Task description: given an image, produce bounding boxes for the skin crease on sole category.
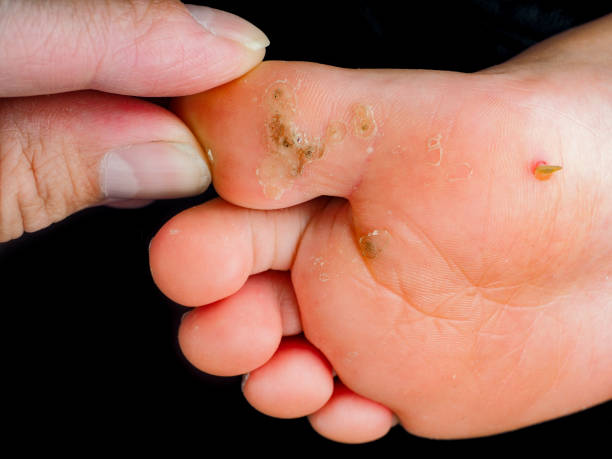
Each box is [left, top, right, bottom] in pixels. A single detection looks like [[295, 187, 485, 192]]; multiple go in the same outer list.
[[153, 16, 612, 441]]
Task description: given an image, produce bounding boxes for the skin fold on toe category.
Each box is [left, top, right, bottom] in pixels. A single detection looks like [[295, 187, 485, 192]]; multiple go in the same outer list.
[[156, 17, 612, 440]]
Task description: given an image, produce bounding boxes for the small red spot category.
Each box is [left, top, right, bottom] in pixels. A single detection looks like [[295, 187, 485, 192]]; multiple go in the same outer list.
[[531, 160, 548, 174]]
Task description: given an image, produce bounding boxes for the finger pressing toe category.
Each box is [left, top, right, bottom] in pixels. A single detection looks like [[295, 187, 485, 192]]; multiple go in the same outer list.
[[269, 271, 302, 336], [242, 336, 334, 419], [178, 272, 284, 377], [308, 381, 395, 444]]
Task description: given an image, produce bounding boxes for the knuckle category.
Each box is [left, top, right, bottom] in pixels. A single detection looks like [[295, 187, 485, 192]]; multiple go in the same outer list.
[[1, 117, 53, 241], [0, 104, 96, 242]]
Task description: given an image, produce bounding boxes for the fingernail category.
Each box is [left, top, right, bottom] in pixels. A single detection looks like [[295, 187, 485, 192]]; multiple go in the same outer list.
[[100, 142, 211, 199], [185, 5, 270, 51]]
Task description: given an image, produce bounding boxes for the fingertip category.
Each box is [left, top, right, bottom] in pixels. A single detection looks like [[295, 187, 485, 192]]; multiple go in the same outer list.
[[0, 0, 268, 97], [103, 4, 268, 96], [153, 3, 268, 95], [184, 5, 270, 52], [99, 141, 211, 201]]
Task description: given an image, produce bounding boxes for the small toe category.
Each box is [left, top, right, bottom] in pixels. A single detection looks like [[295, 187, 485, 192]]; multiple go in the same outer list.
[[178, 272, 284, 376], [242, 336, 334, 418], [308, 381, 395, 444]]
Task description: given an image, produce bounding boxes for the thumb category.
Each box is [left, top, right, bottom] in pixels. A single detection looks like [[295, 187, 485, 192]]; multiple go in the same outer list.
[[0, 91, 211, 242], [0, 0, 269, 97]]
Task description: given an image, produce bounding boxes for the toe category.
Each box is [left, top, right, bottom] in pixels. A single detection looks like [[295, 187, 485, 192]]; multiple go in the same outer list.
[[149, 197, 328, 307], [178, 272, 285, 376], [308, 381, 395, 444], [173, 61, 418, 208], [242, 336, 334, 419]]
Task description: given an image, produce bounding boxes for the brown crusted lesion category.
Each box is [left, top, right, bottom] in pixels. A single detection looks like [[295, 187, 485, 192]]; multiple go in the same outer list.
[[258, 79, 327, 200], [357, 229, 390, 260], [359, 235, 379, 259], [265, 82, 297, 112], [267, 111, 324, 177], [268, 114, 290, 146], [295, 143, 323, 175]]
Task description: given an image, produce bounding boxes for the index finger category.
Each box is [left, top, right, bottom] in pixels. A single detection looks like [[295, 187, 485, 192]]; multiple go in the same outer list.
[[0, 0, 269, 97]]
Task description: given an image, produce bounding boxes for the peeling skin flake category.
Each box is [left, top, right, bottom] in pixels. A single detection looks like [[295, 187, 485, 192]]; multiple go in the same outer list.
[[351, 104, 377, 138], [358, 229, 389, 260]]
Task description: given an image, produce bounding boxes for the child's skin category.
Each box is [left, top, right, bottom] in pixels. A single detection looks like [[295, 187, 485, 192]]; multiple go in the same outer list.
[[149, 14, 612, 442]]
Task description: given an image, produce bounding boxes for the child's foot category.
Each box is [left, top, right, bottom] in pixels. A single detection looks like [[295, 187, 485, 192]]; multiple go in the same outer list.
[[149, 19, 612, 442]]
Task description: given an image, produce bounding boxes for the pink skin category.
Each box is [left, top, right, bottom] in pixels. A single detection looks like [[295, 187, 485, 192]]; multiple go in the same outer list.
[[150, 15, 612, 442], [309, 381, 397, 444], [242, 336, 334, 419]]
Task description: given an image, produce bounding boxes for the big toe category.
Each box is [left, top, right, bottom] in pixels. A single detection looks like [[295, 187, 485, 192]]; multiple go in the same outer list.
[[173, 61, 431, 209]]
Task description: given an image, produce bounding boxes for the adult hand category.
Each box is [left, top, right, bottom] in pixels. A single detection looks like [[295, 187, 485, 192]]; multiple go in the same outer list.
[[0, 0, 269, 242]]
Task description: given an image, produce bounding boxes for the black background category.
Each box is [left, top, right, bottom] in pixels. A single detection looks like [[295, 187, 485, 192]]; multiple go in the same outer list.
[[1, 0, 610, 452]]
